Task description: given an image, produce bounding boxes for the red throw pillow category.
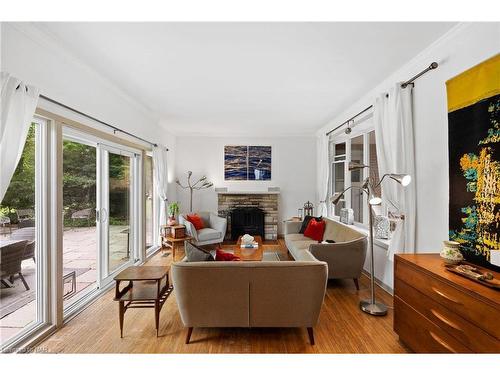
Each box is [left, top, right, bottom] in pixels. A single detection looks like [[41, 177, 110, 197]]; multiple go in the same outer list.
[[215, 249, 241, 261], [186, 213, 204, 230], [303, 218, 326, 242]]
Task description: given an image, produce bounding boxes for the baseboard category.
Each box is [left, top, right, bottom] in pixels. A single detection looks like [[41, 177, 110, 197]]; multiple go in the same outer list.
[[361, 270, 394, 296]]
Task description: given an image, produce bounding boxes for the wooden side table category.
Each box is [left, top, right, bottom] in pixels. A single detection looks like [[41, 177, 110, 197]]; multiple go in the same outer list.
[[162, 235, 192, 261], [113, 266, 173, 337]]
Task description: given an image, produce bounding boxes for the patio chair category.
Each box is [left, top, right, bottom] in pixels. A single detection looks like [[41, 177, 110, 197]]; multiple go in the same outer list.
[[10, 227, 36, 262], [71, 208, 92, 227], [16, 208, 34, 222], [0, 215, 11, 234], [0, 240, 30, 290]]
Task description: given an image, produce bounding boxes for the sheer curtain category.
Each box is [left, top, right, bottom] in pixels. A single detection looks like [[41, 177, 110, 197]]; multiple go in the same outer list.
[[373, 83, 416, 259], [316, 134, 329, 217], [153, 145, 169, 240], [1, 72, 40, 201]]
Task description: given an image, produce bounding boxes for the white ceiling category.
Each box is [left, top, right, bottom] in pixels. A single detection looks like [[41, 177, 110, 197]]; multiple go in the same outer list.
[[34, 22, 456, 136]]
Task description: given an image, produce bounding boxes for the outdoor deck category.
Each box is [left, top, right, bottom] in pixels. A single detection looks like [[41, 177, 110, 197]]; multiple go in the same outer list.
[[0, 225, 129, 344]]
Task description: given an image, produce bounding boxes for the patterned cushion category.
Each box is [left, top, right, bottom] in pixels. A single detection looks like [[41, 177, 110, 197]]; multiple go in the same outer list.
[[185, 242, 215, 262]]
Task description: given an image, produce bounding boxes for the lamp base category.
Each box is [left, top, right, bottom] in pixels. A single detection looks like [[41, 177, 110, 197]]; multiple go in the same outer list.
[[360, 300, 388, 316]]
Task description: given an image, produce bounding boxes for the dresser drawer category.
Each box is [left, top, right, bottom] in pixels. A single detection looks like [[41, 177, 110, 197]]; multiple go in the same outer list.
[[396, 260, 500, 339], [394, 296, 472, 353], [395, 278, 500, 353]]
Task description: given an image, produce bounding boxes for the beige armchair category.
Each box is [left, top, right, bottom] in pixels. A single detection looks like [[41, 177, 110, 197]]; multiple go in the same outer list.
[[284, 217, 367, 289], [178, 212, 227, 246]]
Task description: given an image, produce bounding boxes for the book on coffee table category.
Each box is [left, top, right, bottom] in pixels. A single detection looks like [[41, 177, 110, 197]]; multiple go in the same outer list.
[[240, 242, 259, 249]]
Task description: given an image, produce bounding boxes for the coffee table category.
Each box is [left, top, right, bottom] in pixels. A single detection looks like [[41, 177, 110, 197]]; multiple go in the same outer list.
[[234, 235, 263, 261], [114, 266, 173, 337]]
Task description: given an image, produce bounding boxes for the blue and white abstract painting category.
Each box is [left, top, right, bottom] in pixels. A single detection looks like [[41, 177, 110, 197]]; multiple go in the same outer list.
[[248, 146, 271, 180], [224, 145, 271, 181]]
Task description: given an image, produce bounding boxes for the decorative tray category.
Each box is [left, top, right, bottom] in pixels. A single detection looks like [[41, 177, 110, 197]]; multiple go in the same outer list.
[[444, 263, 500, 290]]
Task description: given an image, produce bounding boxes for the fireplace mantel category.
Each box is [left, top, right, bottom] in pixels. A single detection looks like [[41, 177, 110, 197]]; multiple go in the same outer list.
[[217, 190, 280, 195]]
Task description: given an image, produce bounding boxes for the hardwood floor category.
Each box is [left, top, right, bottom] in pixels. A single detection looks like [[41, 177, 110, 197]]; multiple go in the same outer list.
[[36, 240, 409, 353]]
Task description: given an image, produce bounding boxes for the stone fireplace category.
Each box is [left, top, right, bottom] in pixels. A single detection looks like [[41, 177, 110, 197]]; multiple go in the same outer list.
[[217, 192, 279, 241]]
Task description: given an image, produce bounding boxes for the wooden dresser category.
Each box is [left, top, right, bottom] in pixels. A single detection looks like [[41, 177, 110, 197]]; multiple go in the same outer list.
[[394, 254, 500, 353]]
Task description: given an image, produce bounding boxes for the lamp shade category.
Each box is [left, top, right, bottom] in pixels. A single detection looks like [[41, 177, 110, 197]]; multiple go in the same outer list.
[[389, 174, 411, 187], [369, 196, 382, 205], [331, 192, 344, 205]]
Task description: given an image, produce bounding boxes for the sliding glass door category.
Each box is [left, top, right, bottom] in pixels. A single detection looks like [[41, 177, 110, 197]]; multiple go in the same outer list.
[[62, 137, 98, 309], [63, 128, 140, 313], [98, 145, 136, 284]]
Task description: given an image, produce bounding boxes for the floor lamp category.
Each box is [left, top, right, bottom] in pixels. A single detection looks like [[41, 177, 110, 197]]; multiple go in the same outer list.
[[331, 162, 411, 316]]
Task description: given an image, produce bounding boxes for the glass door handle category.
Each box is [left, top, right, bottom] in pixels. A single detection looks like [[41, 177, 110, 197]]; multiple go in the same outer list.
[[100, 208, 108, 223]]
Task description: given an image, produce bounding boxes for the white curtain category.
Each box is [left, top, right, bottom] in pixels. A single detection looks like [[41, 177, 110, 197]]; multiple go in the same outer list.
[[316, 134, 329, 217], [1, 72, 40, 201], [153, 145, 169, 236], [373, 83, 416, 259]]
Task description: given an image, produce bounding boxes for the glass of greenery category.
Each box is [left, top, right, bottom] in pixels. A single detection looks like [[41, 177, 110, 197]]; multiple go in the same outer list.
[[167, 202, 180, 226]]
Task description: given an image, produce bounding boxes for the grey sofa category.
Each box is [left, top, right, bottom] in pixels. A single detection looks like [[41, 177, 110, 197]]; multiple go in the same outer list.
[[178, 212, 227, 246], [284, 217, 367, 289], [171, 260, 328, 344]]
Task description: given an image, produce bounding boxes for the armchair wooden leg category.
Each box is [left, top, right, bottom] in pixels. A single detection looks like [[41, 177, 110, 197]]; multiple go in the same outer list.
[[353, 278, 359, 290], [307, 327, 315, 345], [185, 327, 193, 344], [19, 273, 30, 291]]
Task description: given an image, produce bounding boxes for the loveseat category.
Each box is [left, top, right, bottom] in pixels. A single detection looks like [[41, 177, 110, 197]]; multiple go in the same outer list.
[[171, 260, 328, 345], [284, 217, 367, 289]]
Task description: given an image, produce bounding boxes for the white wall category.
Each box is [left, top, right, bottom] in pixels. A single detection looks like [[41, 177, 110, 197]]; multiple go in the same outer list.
[[317, 23, 500, 289], [175, 136, 317, 234], [1, 23, 178, 199]]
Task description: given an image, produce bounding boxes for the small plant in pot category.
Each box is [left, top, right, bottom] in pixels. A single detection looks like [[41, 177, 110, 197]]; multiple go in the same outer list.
[[167, 202, 180, 226]]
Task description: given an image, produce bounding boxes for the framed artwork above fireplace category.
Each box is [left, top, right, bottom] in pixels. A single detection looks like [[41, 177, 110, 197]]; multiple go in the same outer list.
[[224, 145, 272, 181]]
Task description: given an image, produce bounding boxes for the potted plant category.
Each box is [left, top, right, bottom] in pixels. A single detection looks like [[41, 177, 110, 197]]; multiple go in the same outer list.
[[167, 202, 180, 226]]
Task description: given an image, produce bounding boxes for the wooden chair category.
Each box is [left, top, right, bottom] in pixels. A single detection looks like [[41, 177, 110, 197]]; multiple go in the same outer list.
[[0, 240, 30, 290]]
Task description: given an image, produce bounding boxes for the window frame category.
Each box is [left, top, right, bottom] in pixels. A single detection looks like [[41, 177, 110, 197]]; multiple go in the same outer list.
[[144, 152, 160, 257], [328, 115, 377, 228], [0, 117, 52, 352]]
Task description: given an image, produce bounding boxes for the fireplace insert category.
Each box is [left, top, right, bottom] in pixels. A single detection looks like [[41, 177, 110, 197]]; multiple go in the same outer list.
[[230, 207, 265, 241]]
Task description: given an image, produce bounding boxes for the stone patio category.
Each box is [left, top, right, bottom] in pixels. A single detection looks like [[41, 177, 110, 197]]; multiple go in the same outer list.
[[0, 225, 129, 345]]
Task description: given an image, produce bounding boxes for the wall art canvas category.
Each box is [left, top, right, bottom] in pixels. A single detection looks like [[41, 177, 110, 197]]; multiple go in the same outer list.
[[248, 146, 272, 180], [224, 145, 248, 180], [224, 145, 272, 181], [447, 54, 500, 272]]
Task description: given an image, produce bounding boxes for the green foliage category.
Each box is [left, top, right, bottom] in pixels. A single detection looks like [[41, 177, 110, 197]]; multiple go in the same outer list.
[[62, 140, 97, 221], [1, 125, 36, 213], [2, 128, 131, 227], [168, 201, 180, 216]]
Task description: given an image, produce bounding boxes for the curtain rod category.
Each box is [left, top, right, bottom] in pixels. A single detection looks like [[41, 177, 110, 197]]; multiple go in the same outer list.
[[325, 62, 438, 136], [34, 93, 168, 151]]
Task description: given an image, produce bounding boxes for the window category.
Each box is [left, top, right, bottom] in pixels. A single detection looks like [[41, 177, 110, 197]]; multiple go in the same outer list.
[[328, 123, 380, 227], [330, 142, 346, 216], [144, 155, 155, 250], [350, 135, 364, 223], [0, 119, 47, 349]]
